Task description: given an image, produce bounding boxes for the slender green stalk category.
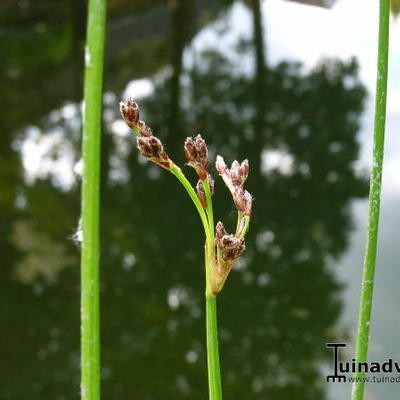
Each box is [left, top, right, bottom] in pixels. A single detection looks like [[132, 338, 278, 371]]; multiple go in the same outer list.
[[206, 295, 223, 400], [203, 178, 214, 235], [171, 167, 222, 399], [351, 1, 389, 399], [81, 0, 106, 399], [239, 215, 250, 239], [236, 211, 243, 233], [170, 166, 210, 241], [203, 177, 222, 400], [203, 178, 215, 296]]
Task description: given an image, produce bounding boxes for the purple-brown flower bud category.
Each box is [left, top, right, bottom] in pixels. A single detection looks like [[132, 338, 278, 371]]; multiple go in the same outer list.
[[196, 180, 206, 208], [184, 134, 208, 180], [215, 221, 227, 241], [217, 157, 249, 188], [120, 98, 139, 129], [233, 188, 252, 216], [196, 175, 214, 208], [137, 136, 173, 170], [243, 190, 252, 216], [212, 221, 247, 294], [217, 155, 252, 216], [215, 155, 227, 175], [233, 187, 245, 213], [215, 222, 245, 262], [137, 120, 153, 137], [208, 175, 215, 194], [236, 159, 249, 186], [217, 234, 245, 262], [229, 160, 241, 185]]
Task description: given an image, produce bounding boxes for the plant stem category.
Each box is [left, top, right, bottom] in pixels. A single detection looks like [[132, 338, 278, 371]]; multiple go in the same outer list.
[[351, 1, 389, 399], [170, 165, 211, 241], [81, 0, 106, 399], [170, 167, 222, 399], [206, 295, 223, 400], [202, 180, 222, 400], [236, 211, 243, 233], [239, 215, 250, 238], [203, 177, 214, 235]]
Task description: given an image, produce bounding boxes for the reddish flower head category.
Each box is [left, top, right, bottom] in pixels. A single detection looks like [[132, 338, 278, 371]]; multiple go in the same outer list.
[[184, 134, 209, 180], [120, 98, 139, 129], [137, 136, 173, 170]]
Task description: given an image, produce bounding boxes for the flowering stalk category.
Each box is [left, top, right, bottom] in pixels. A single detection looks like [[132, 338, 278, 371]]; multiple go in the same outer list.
[[351, 1, 390, 399], [120, 99, 253, 399], [81, 0, 106, 399]]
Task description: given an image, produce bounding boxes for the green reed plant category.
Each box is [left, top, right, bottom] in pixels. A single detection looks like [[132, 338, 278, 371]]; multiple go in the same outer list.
[[81, 0, 106, 399], [351, 1, 390, 399], [120, 100, 253, 400]]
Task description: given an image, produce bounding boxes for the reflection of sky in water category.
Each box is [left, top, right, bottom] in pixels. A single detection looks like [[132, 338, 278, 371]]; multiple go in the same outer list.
[[25, 0, 400, 192], [6, 0, 400, 399]]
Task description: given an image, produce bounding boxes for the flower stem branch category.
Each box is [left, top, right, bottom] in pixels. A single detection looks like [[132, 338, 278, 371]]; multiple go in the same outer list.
[[203, 177, 215, 240], [170, 165, 211, 242]]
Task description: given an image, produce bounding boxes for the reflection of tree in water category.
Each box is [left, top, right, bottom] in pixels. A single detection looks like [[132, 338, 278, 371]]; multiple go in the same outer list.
[[0, 3, 367, 400]]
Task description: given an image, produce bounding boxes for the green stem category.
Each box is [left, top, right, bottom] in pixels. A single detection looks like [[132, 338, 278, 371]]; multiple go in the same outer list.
[[81, 1, 106, 400], [198, 173, 223, 399], [236, 211, 244, 233], [206, 295, 223, 400], [170, 165, 211, 241], [239, 215, 250, 238], [170, 167, 222, 398], [351, 1, 389, 399], [202, 178, 222, 399], [203, 177, 215, 239]]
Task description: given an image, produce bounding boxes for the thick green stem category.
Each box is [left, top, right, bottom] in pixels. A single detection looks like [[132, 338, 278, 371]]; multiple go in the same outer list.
[[206, 295, 223, 400], [81, 0, 106, 400], [351, 1, 389, 399]]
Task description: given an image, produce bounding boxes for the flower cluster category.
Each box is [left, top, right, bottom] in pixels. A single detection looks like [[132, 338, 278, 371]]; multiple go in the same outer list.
[[119, 99, 253, 294], [183, 134, 216, 209], [120, 98, 173, 169], [216, 156, 252, 216], [196, 175, 214, 209], [215, 222, 245, 263], [184, 135, 209, 180]]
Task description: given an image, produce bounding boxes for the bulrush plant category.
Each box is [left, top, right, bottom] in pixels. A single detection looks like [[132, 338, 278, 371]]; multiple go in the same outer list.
[[120, 99, 252, 399]]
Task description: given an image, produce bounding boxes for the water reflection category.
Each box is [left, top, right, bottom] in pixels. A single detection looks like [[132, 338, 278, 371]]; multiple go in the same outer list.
[[0, 1, 367, 399]]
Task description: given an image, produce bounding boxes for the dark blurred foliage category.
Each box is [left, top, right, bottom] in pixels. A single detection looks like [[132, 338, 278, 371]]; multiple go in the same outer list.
[[0, 1, 367, 399]]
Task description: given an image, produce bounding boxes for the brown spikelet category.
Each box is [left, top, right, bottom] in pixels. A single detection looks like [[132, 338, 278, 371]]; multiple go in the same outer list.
[[137, 120, 153, 137], [137, 136, 173, 170], [120, 98, 139, 129], [184, 134, 209, 180], [196, 175, 214, 208]]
